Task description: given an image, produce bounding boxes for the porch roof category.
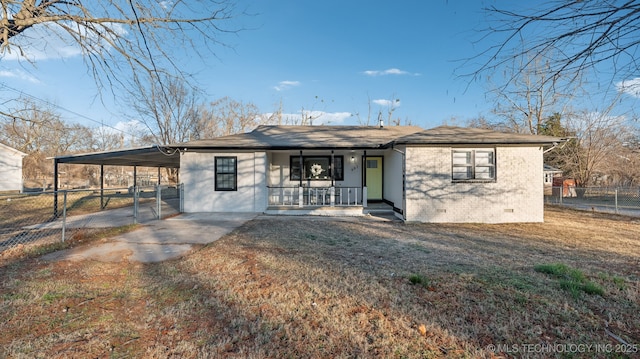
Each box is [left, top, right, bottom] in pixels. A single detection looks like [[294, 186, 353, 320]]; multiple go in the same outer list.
[[173, 125, 424, 150], [392, 126, 562, 145]]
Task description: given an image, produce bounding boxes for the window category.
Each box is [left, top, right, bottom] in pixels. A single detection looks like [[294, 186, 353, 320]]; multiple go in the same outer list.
[[290, 155, 344, 181], [452, 149, 495, 181], [215, 156, 237, 191]]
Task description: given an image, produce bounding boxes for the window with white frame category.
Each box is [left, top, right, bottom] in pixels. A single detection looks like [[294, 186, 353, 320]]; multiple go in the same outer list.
[[215, 156, 237, 191], [452, 149, 496, 181]]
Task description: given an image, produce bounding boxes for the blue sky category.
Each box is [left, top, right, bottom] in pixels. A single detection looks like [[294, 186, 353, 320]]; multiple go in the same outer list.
[[0, 0, 637, 134]]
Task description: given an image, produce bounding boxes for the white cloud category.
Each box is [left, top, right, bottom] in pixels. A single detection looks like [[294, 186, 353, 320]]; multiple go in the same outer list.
[[363, 68, 420, 77], [373, 98, 401, 108], [616, 78, 640, 98], [0, 69, 40, 83], [273, 80, 301, 91]]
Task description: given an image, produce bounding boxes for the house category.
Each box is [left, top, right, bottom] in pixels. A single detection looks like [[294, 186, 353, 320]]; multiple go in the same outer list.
[[175, 125, 560, 223], [543, 164, 563, 195], [0, 142, 27, 193]]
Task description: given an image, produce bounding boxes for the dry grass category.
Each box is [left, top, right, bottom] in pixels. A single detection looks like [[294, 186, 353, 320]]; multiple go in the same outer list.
[[1, 206, 639, 358]]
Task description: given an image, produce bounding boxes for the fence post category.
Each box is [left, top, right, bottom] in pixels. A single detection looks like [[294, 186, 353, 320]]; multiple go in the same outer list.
[[61, 191, 67, 242], [615, 188, 619, 214], [133, 186, 139, 224], [156, 184, 162, 219], [559, 186, 563, 205]]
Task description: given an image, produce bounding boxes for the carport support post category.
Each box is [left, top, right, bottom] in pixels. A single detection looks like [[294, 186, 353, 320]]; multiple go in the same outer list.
[[53, 158, 59, 217], [156, 184, 162, 220], [133, 186, 139, 224], [100, 165, 104, 210]]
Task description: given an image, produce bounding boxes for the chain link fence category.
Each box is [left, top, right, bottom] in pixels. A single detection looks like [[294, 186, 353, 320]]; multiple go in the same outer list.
[[0, 185, 183, 253], [545, 186, 640, 217]]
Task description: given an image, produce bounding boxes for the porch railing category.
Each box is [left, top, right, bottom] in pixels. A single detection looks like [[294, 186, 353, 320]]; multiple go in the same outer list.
[[267, 186, 362, 207]]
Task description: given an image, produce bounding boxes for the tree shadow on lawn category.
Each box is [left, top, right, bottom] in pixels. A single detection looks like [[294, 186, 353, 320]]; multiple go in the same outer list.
[[131, 213, 639, 357], [3, 211, 638, 358]]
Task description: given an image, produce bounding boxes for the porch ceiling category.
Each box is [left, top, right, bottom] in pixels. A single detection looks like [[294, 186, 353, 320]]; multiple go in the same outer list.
[[54, 145, 180, 168]]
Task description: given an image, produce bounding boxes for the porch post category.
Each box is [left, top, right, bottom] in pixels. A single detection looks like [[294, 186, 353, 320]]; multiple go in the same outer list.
[[363, 150, 367, 186], [299, 150, 303, 188], [330, 150, 335, 206], [363, 150, 367, 207], [299, 150, 303, 207], [330, 150, 335, 187]]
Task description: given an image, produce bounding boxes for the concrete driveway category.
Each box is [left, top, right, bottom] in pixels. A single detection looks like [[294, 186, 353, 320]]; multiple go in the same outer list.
[[42, 213, 258, 263]]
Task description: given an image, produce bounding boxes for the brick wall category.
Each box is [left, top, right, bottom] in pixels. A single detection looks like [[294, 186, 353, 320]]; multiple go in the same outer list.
[[404, 146, 543, 223]]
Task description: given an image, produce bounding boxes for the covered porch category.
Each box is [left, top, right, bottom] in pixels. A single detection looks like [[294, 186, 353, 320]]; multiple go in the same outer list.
[[263, 147, 402, 217]]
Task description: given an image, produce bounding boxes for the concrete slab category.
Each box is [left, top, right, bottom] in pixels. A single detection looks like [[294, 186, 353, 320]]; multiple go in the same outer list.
[[42, 212, 259, 263]]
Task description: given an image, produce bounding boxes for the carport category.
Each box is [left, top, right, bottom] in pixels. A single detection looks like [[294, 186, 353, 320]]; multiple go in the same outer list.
[[52, 145, 181, 215]]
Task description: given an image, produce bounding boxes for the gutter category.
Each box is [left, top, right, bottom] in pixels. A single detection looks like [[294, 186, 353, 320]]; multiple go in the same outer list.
[[543, 137, 573, 154]]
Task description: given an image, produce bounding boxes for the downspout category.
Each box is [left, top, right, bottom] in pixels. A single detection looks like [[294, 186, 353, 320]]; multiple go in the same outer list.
[[391, 143, 406, 221], [543, 138, 572, 154]]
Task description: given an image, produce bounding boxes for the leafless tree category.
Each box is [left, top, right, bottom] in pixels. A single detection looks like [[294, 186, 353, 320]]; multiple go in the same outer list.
[[474, 1, 640, 89], [0, 98, 95, 187], [489, 52, 579, 134], [127, 74, 202, 145], [554, 110, 631, 187], [0, 0, 242, 91], [195, 96, 263, 138]]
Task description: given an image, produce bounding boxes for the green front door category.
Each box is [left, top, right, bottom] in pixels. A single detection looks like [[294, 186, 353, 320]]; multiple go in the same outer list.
[[365, 157, 383, 200]]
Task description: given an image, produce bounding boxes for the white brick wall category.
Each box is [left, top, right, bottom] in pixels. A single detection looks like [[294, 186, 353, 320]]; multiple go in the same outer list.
[[404, 146, 543, 223], [181, 151, 267, 213]]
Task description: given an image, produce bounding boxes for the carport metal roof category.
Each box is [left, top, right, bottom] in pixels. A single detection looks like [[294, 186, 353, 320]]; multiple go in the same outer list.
[[53, 145, 180, 168]]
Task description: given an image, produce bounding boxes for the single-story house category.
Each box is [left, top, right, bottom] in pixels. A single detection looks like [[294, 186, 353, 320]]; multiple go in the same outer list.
[[543, 164, 563, 187], [0, 142, 27, 192], [53, 125, 561, 223], [174, 125, 560, 223]]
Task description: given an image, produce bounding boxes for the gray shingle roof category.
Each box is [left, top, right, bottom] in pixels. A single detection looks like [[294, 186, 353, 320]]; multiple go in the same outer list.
[[393, 126, 561, 145], [174, 125, 425, 149], [175, 125, 561, 150]]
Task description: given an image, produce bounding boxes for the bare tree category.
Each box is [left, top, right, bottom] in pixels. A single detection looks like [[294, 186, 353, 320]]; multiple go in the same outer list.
[[127, 74, 202, 145], [0, 0, 241, 91], [0, 98, 95, 187], [475, 1, 640, 88], [195, 96, 263, 138], [489, 52, 579, 134], [551, 111, 631, 187]]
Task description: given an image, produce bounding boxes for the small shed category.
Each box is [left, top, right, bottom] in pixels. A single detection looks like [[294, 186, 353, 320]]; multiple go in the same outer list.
[[552, 177, 577, 198], [0, 143, 27, 192]]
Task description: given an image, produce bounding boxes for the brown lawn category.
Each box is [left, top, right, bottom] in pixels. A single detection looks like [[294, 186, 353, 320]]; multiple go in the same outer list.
[[1, 206, 639, 358]]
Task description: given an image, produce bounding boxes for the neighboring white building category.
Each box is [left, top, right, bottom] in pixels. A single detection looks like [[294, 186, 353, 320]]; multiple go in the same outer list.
[[0, 142, 27, 192], [177, 125, 560, 223]]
